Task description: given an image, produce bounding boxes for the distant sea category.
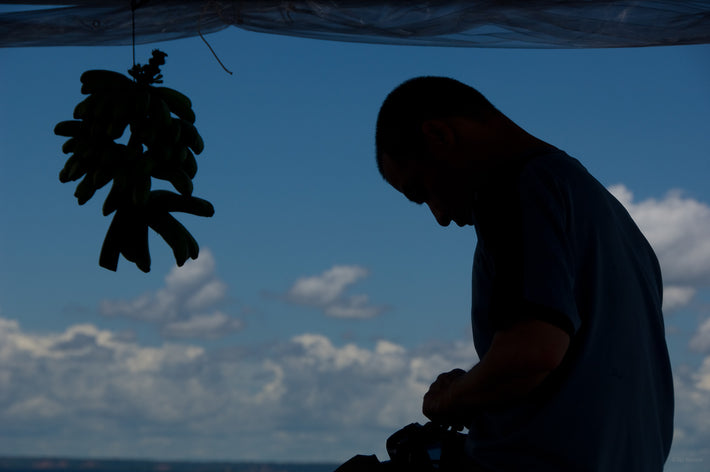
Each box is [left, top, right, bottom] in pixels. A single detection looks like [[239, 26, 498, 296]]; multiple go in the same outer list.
[[0, 457, 340, 472]]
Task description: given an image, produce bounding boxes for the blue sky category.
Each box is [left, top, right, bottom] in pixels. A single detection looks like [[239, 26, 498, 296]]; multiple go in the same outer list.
[[1, 21, 710, 470]]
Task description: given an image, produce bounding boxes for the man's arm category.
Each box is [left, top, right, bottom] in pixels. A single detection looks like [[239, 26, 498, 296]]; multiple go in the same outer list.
[[423, 319, 571, 427]]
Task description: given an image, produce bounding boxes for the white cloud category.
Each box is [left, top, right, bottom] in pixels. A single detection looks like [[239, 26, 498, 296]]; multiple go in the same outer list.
[[697, 357, 710, 392], [99, 249, 242, 339], [664, 286, 698, 313], [608, 185, 710, 311], [690, 318, 710, 354], [163, 311, 243, 339], [184, 280, 228, 312], [284, 265, 387, 319], [288, 266, 368, 306], [165, 250, 216, 291], [668, 362, 710, 467], [0, 316, 476, 462], [6, 396, 63, 419], [324, 294, 383, 319]]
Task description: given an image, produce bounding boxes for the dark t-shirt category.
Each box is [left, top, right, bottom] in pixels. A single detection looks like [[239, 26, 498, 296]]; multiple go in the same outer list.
[[466, 149, 674, 471]]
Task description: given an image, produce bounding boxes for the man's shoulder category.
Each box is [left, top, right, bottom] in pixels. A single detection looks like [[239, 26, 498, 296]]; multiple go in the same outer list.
[[520, 148, 586, 180], [517, 148, 606, 202]]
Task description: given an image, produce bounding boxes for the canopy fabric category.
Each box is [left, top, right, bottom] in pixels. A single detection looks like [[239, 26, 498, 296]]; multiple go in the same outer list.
[[1, 0, 710, 48]]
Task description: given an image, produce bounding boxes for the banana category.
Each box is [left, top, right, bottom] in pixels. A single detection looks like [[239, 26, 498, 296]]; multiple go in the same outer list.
[[130, 120, 157, 148], [131, 173, 152, 206], [151, 165, 192, 196], [71, 136, 94, 157], [147, 149, 179, 174], [104, 94, 134, 140], [148, 212, 192, 266], [99, 210, 125, 271], [119, 215, 151, 273], [105, 119, 127, 141], [103, 176, 127, 216], [153, 86, 195, 123], [54, 120, 83, 137], [101, 141, 126, 165], [185, 227, 199, 260], [76, 94, 114, 139], [74, 138, 103, 166], [146, 145, 173, 165], [165, 117, 182, 146], [172, 145, 187, 165], [61, 139, 97, 179], [101, 146, 136, 216], [59, 153, 88, 183], [98, 207, 149, 272], [74, 173, 98, 205], [148, 190, 215, 217], [73, 95, 98, 120], [133, 86, 152, 120], [148, 94, 172, 130], [177, 119, 204, 154], [90, 166, 113, 191], [80, 70, 134, 95], [181, 149, 198, 179], [63, 55, 209, 273], [62, 137, 79, 154], [168, 168, 193, 196], [88, 93, 116, 129]]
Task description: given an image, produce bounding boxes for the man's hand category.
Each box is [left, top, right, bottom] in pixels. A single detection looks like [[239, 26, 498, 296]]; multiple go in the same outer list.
[[423, 368, 467, 429]]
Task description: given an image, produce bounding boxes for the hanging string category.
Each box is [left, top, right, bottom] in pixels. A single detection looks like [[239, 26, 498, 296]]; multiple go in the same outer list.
[[199, 32, 234, 75], [130, 0, 232, 76], [199, 1, 234, 75], [131, 0, 137, 68]]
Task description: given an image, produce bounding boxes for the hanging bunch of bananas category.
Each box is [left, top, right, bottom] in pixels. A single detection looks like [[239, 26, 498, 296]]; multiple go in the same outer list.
[[54, 50, 214, 273]]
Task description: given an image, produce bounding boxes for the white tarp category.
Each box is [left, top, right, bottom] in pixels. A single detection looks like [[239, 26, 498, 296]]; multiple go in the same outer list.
[[1, 0, 710, 48]]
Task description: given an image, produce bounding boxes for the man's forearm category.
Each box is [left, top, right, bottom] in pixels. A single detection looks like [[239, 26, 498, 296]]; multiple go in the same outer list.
[[425, 356, 551, 426], [423, 319, 570, 425], [450, 357, 551, 417]]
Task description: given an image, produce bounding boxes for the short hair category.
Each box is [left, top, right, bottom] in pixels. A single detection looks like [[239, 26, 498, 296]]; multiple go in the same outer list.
[[375, 76, 498, 176]]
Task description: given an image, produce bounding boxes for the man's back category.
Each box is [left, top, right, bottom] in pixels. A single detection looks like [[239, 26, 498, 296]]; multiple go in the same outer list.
[[468, 149, 674, 471]]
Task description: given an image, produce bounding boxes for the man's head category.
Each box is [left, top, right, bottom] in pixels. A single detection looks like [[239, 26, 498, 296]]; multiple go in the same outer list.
[[375, 77, 501, 227], [375, 76, 498, 175]]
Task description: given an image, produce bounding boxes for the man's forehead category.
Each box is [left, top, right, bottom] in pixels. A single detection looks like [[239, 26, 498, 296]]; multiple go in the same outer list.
[[380, 152, 410, 189]]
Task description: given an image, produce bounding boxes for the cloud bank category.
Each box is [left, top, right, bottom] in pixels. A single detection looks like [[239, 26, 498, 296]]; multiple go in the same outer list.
[[2, 313, 709, 465], [0, 316, 474, 462]]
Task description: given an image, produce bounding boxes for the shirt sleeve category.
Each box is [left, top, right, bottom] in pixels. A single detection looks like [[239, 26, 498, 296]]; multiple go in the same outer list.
[[518, 161, 581, 334], [475, 158, 580, 336]]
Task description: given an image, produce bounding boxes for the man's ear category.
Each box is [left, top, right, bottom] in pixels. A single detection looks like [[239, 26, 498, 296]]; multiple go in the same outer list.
[[421, 119, 455, 151]]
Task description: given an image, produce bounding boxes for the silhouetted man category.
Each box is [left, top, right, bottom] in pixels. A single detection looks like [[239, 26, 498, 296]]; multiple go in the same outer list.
[[375, 77, 674, 471]]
